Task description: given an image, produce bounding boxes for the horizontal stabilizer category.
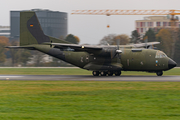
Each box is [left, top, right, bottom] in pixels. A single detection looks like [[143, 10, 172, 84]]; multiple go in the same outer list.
[[5, 46, 35, 50]]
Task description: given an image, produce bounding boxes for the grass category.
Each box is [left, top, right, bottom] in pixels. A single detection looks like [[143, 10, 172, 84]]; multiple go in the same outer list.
[[0, 81, 180, 119], [0, 67, 179, 75], [0, 68, 179, 119], [0, 68, 90, 75]]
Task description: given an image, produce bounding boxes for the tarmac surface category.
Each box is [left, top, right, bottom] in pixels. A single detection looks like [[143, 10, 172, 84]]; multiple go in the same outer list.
[[0, 75, 180, 81]]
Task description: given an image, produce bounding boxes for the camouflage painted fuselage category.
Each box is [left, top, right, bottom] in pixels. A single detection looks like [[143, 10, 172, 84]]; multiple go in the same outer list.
[[34, 44, 170, 72], [7, 11, 176, 76]]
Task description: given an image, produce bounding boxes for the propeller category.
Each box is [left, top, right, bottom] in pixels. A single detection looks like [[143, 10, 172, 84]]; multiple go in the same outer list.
[[116, 39, 122, 60], [112, 39, 122, 59]]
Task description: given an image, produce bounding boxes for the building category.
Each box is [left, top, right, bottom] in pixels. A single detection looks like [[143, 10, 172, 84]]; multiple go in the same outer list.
[[135, 16, 179, 37], [0, 26, 10, 38], [10, 9, 68, 40]]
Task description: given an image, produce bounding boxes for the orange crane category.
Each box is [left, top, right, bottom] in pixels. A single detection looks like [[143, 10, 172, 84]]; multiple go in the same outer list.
[[71, 9, 180, 15], [71, 9, 180, 27]]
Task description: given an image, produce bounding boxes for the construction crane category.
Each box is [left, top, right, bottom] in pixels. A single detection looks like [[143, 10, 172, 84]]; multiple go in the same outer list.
[[71, 9, 180, 27], [71, 9, 180, 15]]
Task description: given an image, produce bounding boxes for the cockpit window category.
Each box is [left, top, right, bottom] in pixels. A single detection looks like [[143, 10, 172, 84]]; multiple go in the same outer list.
[[155, 51, 167, 58]]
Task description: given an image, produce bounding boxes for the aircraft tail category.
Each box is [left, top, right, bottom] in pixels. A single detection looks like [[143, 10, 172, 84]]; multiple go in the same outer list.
[[20, 11, 69, 46]]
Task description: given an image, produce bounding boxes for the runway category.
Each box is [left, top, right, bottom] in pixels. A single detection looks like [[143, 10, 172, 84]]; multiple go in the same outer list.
[[0, 75, 180, 81]]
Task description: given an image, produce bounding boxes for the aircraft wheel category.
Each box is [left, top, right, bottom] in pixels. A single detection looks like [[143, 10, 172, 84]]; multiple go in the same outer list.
[[92, 71, 99, 76], [115, 71, 121, 76], [156, 71, 163, 76], [100, 71, 107, 76], [108, 71, 113, 76]]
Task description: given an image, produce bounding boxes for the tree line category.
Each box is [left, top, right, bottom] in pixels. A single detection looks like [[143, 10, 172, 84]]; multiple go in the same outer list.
[[0, 29, 180, 67]]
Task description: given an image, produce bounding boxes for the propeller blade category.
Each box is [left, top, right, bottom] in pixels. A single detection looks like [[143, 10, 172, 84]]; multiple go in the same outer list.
[[117, 39, 120, 50]]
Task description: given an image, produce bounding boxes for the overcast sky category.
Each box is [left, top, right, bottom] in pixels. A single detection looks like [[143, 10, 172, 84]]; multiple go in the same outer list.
[[1, 0, 180, 44]]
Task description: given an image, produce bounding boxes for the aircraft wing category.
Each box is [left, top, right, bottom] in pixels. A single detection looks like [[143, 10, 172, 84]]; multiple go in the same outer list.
[[46, 41, 160, 51], [129, 42, 160, 48], [47, 43, 103, 51]]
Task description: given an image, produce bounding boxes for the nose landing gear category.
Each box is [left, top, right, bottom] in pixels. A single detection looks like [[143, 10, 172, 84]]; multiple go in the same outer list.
[[156, 71, 163, 76], [115, 71, 121, 76]]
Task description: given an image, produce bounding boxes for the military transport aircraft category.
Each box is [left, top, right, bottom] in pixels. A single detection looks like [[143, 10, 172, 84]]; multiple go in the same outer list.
[[7, 11, 177, 76]]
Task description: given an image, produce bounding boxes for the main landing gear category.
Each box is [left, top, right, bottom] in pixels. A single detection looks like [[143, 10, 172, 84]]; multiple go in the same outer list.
[[92, 71, 121, 76], [92, 71, 99, 76]]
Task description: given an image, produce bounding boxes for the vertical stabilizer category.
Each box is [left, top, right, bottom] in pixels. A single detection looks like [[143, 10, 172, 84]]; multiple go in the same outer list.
[[20, 11, 50, 46], [20, 11, 69, 46]]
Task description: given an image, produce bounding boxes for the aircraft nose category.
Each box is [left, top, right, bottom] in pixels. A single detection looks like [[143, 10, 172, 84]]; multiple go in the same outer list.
[[168, 59, 177, 69]]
